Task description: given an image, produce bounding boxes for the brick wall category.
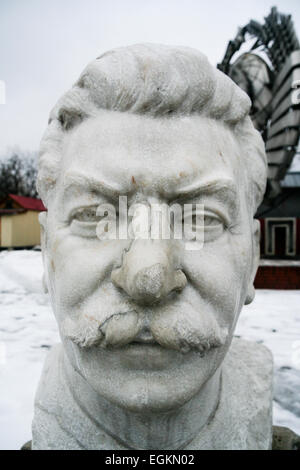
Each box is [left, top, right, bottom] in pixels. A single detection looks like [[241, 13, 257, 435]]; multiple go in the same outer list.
[[254, 265, 300, 289]]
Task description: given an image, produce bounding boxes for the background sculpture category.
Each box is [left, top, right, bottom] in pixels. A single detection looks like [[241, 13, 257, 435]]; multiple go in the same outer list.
[[218, 7, 300, 202]]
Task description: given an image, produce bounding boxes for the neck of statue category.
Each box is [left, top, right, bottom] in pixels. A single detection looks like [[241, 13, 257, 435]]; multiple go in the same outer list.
[[62, 350, 222, 450]]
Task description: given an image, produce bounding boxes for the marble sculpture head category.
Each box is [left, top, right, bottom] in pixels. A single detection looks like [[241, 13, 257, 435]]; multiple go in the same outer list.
[[36, 44, 267, 428]]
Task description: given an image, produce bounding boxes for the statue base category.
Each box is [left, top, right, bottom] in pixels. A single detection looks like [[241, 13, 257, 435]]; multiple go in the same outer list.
[[32, 337, 273, 450]]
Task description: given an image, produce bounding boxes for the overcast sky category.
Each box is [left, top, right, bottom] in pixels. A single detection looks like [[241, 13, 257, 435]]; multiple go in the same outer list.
[[1, 0, 300, 157]]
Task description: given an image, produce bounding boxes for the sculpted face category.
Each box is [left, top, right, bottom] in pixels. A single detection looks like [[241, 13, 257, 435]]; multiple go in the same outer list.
[[41, 110, 259, 412]]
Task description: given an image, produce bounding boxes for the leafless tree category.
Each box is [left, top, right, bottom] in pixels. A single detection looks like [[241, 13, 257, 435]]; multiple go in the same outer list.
[[0, 151, 38, 200]]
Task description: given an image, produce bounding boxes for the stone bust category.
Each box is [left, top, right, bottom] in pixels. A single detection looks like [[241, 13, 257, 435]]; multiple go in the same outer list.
[[32, 44, 273, 450]]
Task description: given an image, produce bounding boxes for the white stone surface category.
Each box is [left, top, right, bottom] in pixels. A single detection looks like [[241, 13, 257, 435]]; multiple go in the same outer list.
[[32, 44, 271, 450], [32, 338, 273, 450]]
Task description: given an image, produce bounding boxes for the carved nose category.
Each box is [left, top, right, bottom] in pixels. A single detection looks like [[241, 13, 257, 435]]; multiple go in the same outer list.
[[111, 240, 187, 304]]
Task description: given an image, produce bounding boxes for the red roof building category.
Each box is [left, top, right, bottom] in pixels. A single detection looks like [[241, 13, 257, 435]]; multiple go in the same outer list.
[[6, 194, 45, 211], [0, 194, 45, 247]]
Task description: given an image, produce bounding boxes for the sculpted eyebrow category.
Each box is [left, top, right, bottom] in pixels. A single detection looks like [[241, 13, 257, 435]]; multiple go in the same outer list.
[[172, 180, 239, 218], [63, 173, 124, 201]]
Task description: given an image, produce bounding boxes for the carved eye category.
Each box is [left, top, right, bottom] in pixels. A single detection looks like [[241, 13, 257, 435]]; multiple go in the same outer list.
[[183, 208, 225, 244], [70, 206, 103, 238], [184, 209, 223, 227], [73, 207, 100, 223], [203, 214, 223, 228], [202, 213, 225, 242]]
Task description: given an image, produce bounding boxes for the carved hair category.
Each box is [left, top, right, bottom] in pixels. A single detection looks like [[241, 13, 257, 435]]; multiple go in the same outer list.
[[37, 44, 267, 213]]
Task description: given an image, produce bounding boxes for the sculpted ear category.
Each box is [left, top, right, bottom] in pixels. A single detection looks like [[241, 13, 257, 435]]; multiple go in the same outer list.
[[39, 212, 49, 294], [244, 219, 260, 305]]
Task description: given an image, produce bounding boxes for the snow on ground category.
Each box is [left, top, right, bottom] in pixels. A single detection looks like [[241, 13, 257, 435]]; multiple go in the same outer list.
[[235, 291, 300, 435], [0, 250, 299, 450], [0, 250, 59, 450], [289, 153, 300, 172]]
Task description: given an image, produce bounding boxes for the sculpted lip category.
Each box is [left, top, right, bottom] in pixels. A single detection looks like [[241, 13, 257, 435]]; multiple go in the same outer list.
[[115, 330, 180, 370], [119, 342, 178, 371]]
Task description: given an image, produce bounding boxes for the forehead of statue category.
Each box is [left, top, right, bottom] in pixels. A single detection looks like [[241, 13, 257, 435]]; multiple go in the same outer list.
[[58, 110, 242, 201]]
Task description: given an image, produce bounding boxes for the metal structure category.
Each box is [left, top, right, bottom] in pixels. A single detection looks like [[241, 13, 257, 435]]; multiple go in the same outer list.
[[218, 7, 300, 202]]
